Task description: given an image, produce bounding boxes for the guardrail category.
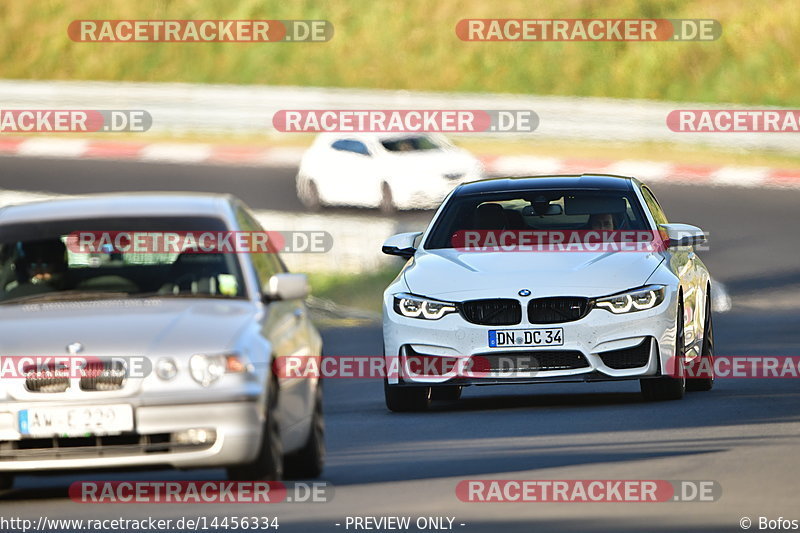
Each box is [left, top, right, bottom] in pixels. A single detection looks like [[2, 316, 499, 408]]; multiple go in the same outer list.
[[0, 79, 796, 153]]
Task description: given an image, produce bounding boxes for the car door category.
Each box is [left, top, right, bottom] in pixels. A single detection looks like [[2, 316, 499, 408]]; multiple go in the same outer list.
[[320, 138, 376, 206], [641, 185, 705, 357], [235, 207, 311, 435]]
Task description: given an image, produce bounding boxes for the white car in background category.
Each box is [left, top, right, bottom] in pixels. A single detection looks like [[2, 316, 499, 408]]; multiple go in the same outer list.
[[296, 133, 484, 213]]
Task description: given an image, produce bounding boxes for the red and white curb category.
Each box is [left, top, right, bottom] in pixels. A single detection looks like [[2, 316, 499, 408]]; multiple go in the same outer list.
[[483, 155, 800, 190], [0, 137, 306, 167], [1, 136, 799, 190]]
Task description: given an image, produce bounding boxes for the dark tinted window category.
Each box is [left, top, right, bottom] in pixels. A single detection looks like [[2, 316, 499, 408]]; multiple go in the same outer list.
[[331, 139, 370, 156], [235, 207, 285, 289], [381, 136, 441, 152], [0, 216, 246, 303], [641, 186, 669, 226], [424, 189, 648, 250]]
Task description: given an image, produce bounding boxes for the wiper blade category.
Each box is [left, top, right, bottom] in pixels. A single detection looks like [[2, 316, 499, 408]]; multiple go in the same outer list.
[[0, 291, 131, 305], [134, 291, 242, 300]]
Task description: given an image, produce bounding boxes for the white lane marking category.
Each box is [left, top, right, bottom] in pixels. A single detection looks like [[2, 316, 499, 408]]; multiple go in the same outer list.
[[16, 138, 90, 158], [252, 210, 397, 274], [603, 160, 673, 182], [139, 143, 213, 163], [260, 147, 306, 166], [488, 156, 564, 176], [711, 279, 732, 313], [711, 166, 769, 187]]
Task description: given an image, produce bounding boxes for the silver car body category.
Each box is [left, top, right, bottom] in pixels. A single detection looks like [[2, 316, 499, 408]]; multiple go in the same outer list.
[[0, 193, 322, 473]]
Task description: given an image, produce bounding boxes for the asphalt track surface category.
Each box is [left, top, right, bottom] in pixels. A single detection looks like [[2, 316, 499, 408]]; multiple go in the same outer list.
[[1, 154, 799, 532]]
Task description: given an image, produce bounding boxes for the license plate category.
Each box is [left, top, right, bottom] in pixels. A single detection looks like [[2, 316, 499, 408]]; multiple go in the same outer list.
[[488, 328, 564, 348], [18, 404, 134, 438]]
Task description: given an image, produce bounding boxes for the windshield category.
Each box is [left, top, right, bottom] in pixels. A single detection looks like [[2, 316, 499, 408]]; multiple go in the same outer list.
[[424, 189, 650, 250], [380, 135, 441, 152], [0, 216, 247, 304]]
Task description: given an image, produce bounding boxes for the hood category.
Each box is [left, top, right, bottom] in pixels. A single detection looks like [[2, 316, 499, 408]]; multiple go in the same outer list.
[[0, 298, 259, 356], [403, 249, 665, 299]]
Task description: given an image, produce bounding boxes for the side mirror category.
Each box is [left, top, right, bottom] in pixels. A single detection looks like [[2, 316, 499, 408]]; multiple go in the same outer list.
[[263, 273, 309, 301], [660, 223, 707, 248], [381, 232, 422, 258]]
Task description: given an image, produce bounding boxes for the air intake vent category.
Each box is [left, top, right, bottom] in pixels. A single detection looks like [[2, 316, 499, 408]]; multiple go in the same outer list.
[[598, 339, 651, 369], [460, 299, 521, 326], [80, 360, 127, 391], [527, 297, 591, 324]]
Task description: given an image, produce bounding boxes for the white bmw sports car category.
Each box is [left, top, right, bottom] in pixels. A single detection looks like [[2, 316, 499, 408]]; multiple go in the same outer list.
[[381, 175, 715, 411], [296, 133, 484, 212]]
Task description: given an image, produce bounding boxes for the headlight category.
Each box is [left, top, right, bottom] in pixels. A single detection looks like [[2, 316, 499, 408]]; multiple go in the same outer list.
[[594, 285, 666, 314], [393, 293, 457, 320], [189, 353, 246, 387]]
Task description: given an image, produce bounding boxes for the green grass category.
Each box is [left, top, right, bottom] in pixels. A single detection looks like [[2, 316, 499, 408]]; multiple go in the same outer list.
[[307, 265, 402, 314], [2, 0, 800, 105]]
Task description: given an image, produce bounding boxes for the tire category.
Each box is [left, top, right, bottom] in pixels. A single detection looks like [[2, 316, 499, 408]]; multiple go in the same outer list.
[[431, 385, 462, 402], [300, 179, 321, 212], [687, 294, 715, 392], [641, 299, 687, 401], [384, 379, 431, 412], [228, 376, 283, 481], [0, 474, 12, 491], [379, 183, 396, 215], [283, 382, 325, 479]]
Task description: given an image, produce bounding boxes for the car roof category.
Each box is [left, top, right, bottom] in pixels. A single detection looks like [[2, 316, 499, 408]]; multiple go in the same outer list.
[[0, 192, 237, 225], [317, 132, 437, 142], [455, 174, 637, 195]]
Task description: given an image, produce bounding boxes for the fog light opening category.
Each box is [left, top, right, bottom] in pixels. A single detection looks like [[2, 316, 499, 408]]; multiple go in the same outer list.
[[173, 428, 216, 445]]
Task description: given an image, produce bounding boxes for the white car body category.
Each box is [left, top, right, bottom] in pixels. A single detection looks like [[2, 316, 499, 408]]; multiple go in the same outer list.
[[381, 175, 714, 410], [296, 133, 484, 211]]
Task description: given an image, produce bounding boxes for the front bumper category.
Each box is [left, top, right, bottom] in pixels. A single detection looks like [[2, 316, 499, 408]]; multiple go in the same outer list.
[[383, 292, 678, 386], [0, 400, 262, 472]]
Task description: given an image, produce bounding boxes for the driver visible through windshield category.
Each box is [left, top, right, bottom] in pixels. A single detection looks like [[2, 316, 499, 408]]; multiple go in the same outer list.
[[0, 216, 247, 304], [380, 135, 442, 152]]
